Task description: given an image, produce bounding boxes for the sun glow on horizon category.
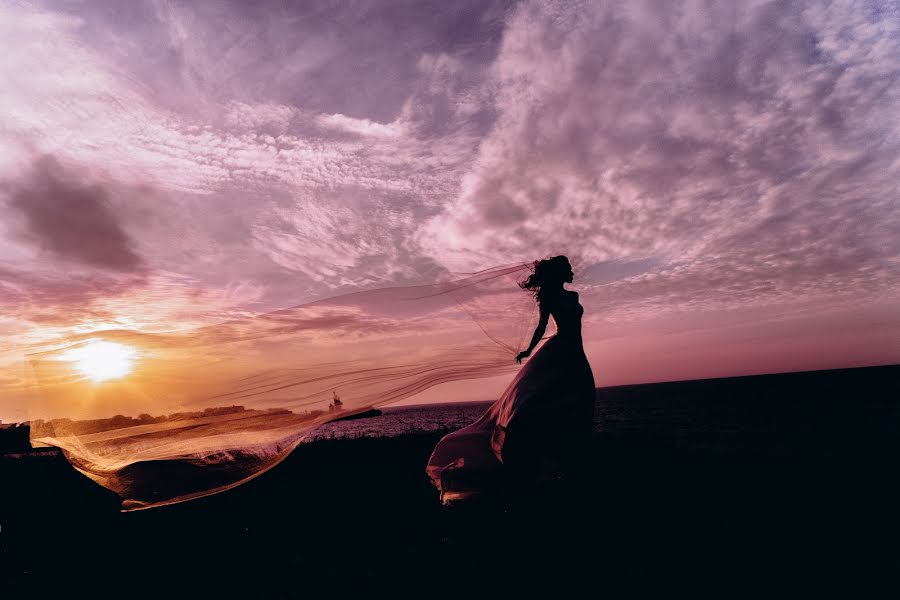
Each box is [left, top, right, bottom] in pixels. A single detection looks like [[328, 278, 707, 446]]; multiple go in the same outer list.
[[60, 340, 138, 382]]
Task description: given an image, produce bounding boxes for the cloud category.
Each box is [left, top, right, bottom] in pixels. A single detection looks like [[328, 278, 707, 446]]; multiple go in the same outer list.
[[249, 188, 432, 288], [3, 155, 145, 272], [317, 113, 403, 138], [0, 3, 443, 196], [414, 0, 900, 315], [0, 1, 510, 300], [224, 102, 299, 132], [0, 263, 140, 324], [2, 0, 896, 314]]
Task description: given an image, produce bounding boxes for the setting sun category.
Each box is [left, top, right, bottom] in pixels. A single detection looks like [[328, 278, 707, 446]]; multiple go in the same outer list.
[[60, 340, 137, 382]]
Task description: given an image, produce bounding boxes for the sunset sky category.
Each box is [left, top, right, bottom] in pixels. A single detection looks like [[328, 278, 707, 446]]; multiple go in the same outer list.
[[1, 0, 898, 422]]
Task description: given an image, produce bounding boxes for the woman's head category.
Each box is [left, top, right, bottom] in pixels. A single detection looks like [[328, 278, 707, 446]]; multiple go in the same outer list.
[[519, 255, 573, 300]]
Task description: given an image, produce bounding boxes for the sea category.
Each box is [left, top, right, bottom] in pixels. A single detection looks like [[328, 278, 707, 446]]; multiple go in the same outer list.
[[308, 402, 492, 441], [307, 365, 900, 453]]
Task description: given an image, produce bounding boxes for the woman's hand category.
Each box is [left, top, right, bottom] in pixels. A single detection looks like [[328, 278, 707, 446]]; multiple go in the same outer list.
[[515, 350, 531, 364]]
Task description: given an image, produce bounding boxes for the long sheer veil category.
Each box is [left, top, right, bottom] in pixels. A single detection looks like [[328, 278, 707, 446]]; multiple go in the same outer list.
[[25, 263, 538, 510]]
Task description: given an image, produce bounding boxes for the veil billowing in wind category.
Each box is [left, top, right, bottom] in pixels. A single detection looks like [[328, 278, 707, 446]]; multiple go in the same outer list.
[[26, 263, 538, 510]]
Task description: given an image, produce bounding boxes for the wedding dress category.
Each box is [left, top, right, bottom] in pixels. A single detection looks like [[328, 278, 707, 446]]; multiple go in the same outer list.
[[426, 289, 596, 502]]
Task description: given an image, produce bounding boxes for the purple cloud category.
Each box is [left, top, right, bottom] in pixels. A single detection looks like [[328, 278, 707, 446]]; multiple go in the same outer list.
[[5, 155, 145, 272], [417, 0, 900, 307]]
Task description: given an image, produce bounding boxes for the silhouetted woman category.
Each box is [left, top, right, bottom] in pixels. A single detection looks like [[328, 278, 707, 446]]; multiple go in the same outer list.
[[426, 255, 596, 502]]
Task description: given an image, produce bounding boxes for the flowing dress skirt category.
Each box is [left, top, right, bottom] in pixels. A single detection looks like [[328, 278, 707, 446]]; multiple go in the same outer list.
[[426, 334, 596, 502]]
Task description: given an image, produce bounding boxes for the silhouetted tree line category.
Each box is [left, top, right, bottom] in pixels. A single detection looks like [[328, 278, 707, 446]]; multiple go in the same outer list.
[[26, 405, 300, 439]]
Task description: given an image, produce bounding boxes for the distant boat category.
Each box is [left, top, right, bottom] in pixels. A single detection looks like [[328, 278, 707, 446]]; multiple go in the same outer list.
[[325, 390, 383, 421]]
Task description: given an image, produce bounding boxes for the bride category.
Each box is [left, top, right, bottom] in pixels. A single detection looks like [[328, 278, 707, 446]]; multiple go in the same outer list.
[[426, 255, 596, 502]]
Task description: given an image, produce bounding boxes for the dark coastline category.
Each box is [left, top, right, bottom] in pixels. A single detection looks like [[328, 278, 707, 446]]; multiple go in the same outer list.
[[2, 364, 898, 594]]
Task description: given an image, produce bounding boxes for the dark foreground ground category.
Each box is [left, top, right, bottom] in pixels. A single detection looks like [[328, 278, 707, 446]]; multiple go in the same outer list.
[[2, 365, 899, 595]]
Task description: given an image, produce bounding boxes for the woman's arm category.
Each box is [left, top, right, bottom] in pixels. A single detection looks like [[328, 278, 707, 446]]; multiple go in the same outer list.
[[516, 304, 550, 363]]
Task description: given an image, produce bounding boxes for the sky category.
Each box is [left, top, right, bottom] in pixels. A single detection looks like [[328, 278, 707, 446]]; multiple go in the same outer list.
[[1, 0, 898, 421]]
